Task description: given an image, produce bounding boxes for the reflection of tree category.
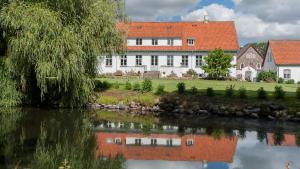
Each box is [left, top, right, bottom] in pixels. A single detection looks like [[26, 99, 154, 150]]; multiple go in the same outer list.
[[238, 128, 246, 139], [177, 126, 185, 137], [296, 129, 300, 147], [224, 128, 235, 138], [257, 128, 267, 142], [211, 128, 225, 140], [273, 129, 285, 146]]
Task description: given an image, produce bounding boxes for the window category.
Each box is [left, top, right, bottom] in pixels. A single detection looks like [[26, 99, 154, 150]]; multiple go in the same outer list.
[[240, 63, 245, 69], [257, 63, 261, 69], [151, 55, 158, 66], [181, 55, 189, 67], [152, 39, 158, 46], [136, 38, 142, 45], [167, 55, 174, 66], [196, 55, 203, 67], [151, 139, 157, 146], [187, 38, 195, 46], [120, 55, 127, 66], [166, 139, 173, 146], [106, 138, 113, 144], [106, 56, 112, 66], [135, 138, 142, 146], [168, 39, 174, 46], [284, 69, 291, 80], [136, 55, 142, 66], [115, 138, 122, 144], [186, 139, 194, 146]]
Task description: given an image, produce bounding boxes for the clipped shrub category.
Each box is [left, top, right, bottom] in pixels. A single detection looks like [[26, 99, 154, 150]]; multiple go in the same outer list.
[[133, 83, 141, 92], [177, 82, 186, 94], [257, 71, 276, 82], [278, 77, 284, 84], [190, 86, 198, 94], [94, 80, 111, 91], [225, 85, 235, 97], [124, 81, 132, 90], [297, 87, 300, 99], [257, 87, 267, 99], [286, 79, 295, 84], [155, 85, 165, 95], [238, 87, 247, 99], [274, 86, 285, 100], [142, 79, 152, 92], [206, 87, 215, 97]]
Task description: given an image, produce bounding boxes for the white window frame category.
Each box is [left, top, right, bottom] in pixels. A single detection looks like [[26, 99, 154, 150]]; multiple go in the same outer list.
[[135, 138, 142, 145], [167, 55, 174, 66], [196, 55, 203, 67], [115, 138, 122, 144], [187, 38, 195, 46], [136, 55, 142, 66], [166, 139, 173, 146], [168, 39, 174, 46], [151, 139, 157, 145], [283, 69, 291, 80], [120, 55, 127, 67], [181, 55, 189, 67], [186, 139, 194, 146], [136, 38, 142, 45], [257, 63, 261, 69], [105, 56, 112, 67], [151, 55, 158, 66], [240, 63, 245, 69], [152, 39, 158, 46]]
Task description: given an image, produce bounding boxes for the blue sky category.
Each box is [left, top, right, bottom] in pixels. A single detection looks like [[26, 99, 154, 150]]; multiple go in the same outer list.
[[125, 0, 300, 45]]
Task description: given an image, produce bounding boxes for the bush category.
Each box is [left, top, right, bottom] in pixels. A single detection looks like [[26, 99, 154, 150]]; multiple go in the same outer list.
[[274, 86, 285, 100], [186, 69, 198, 78], [124, 81, 132, 90], [142, 79, 152, 92], [177, 82, 186, 94], [113, 82, 120, 89], [257, 71, 276, 82], [225, 85, 234, 97], [133, 83, 141, 92], [286, 79, 295, 84], [206, 87, 215, 97], [278, 78, 284, 84], [190, 86, 198, 94], [298, 81, 300, 85], [94, 80, 111, 91], [238, 87, 247, 99], [155, 85, 165, 95], [297, 87, 300, 99], [257, 87, 267, 99]]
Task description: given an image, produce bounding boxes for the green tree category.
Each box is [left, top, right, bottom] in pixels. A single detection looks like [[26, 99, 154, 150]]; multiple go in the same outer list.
[[0, 0, 124, 107], [202, 49, 233, 79]]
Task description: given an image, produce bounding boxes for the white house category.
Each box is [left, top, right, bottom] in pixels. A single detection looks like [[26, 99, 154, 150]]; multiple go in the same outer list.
[[263, 40, 300, 83], [98, 20, 240, 78]]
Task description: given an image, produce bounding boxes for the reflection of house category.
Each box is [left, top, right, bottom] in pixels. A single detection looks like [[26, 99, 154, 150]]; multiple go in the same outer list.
[[236, 44, 264, 81], [267, 133, 297, 146], [96, 132, 237, 163], [263, 40, 300, 82]]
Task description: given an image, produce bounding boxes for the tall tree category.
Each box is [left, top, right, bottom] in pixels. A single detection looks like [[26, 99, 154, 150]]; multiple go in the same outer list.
[[0, 0, 124, 107], [202, 49, 233, 79]]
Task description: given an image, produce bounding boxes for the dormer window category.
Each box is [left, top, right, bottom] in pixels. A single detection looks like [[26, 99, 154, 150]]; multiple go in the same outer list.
[[136, 38, 142, 45], [187, 38, 195, 46], [168, 39, 174, 46], [152, 39, 158, 46]]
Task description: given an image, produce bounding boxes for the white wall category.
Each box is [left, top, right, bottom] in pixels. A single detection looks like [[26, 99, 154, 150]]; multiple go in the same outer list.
[[278, 66, 300, 82]]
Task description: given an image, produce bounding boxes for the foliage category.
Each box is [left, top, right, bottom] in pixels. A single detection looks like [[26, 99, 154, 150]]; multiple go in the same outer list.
[[202, 49, 233, 79], [142, 79, 152, 92], [257, 71, 277, 82], [278, 77, 284, 84], [94, 80, 111, 92], [253, 42, 268, 55], [177, 82, 186, 94], [238, 87, 247, 99], [274, 86, 285, 100], [155, 85, 165, 95], [190, 86, 198, 95], [257, 87, 267, 99], [297, 87, 300, 99], [124, 81, 132, 90], [225, 85, 234, 97], [186, 69, 198, 78], [256, 128, 267, 142], [0, 0, 124, 107], [206, 87, 215, 97], [133, 83, 141, 92], [286, 79, 295, 84], [113, 82, 120, 89]]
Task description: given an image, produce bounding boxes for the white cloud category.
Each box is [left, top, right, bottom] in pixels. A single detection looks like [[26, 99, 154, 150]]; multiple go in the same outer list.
[[232, 0, 242, 5]]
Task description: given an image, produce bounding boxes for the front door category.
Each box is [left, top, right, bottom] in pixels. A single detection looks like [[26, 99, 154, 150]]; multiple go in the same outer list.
[[245, 71, 252, 81]]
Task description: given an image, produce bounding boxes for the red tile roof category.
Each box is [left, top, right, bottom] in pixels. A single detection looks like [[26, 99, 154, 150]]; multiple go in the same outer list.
[[267, 133, 297, 146], [96, 132, 238, 162], [118, 22, 240, 52], [269, 40, 300, 65]]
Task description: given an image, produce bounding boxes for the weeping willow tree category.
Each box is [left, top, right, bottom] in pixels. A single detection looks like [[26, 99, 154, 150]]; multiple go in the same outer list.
[[0, 0, 125, 107]]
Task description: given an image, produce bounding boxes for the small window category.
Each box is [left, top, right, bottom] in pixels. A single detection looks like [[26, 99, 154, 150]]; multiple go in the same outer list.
[[167, 55, 174, 66], [115, 138, 122, 144], [106, 56, 112, 67], [186, 139, 194, 146], [136, 38, 142, 45], [120, 55, 127, 66], [151, 139, 157, 146], [196, 55, 203, 67], [135, 138, 141, 146], [152, 39, 158, 46], [257, 63, 261, 69], [167, 139, 173, 146], [284, 69, 291, 80], [151, 55, 158, 66], [136, 55, 142, 66], [240, 63, 245, 69], [187, 38, 195, 46], [181, 55, 189, 67], [106, 138, 113, 144], [168, 39, 174, 46]]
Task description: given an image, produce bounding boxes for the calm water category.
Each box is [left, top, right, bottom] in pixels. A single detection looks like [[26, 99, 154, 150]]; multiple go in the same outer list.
[[1, 108, 300, 169]]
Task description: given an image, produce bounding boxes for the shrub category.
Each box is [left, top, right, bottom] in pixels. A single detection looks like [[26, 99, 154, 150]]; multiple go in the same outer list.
[[298, 81, 300, 85], [155, 85, 165, 95], [113, 82, 120, 89], [297, 87, 300, 99], [238, 87, 247, 99], [257, 71, 276, 82], [278, 77, 284, 84], [186, 69, 198, 78], [274, 86, 285, 100], [177, 82, 186, 94], [124, 81, 132, 90], [225, 85, 235, 97], [286, 79, 295, 84], [257, 87, 267, 99], [142, 79, 152, 92], [190, 86, 198, 94], [94, 80, 111, 91], [133, 83, 141, 92], [206, 87, 215, 97]]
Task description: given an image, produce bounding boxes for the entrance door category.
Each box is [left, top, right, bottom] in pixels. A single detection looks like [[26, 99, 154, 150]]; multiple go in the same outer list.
[[245, 71, 252, 81]]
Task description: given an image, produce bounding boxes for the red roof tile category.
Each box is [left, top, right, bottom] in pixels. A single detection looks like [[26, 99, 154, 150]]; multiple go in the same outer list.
[[269, 40, 300, 65], [118, 22, 240, 52], [267, 133, 297, 146]]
